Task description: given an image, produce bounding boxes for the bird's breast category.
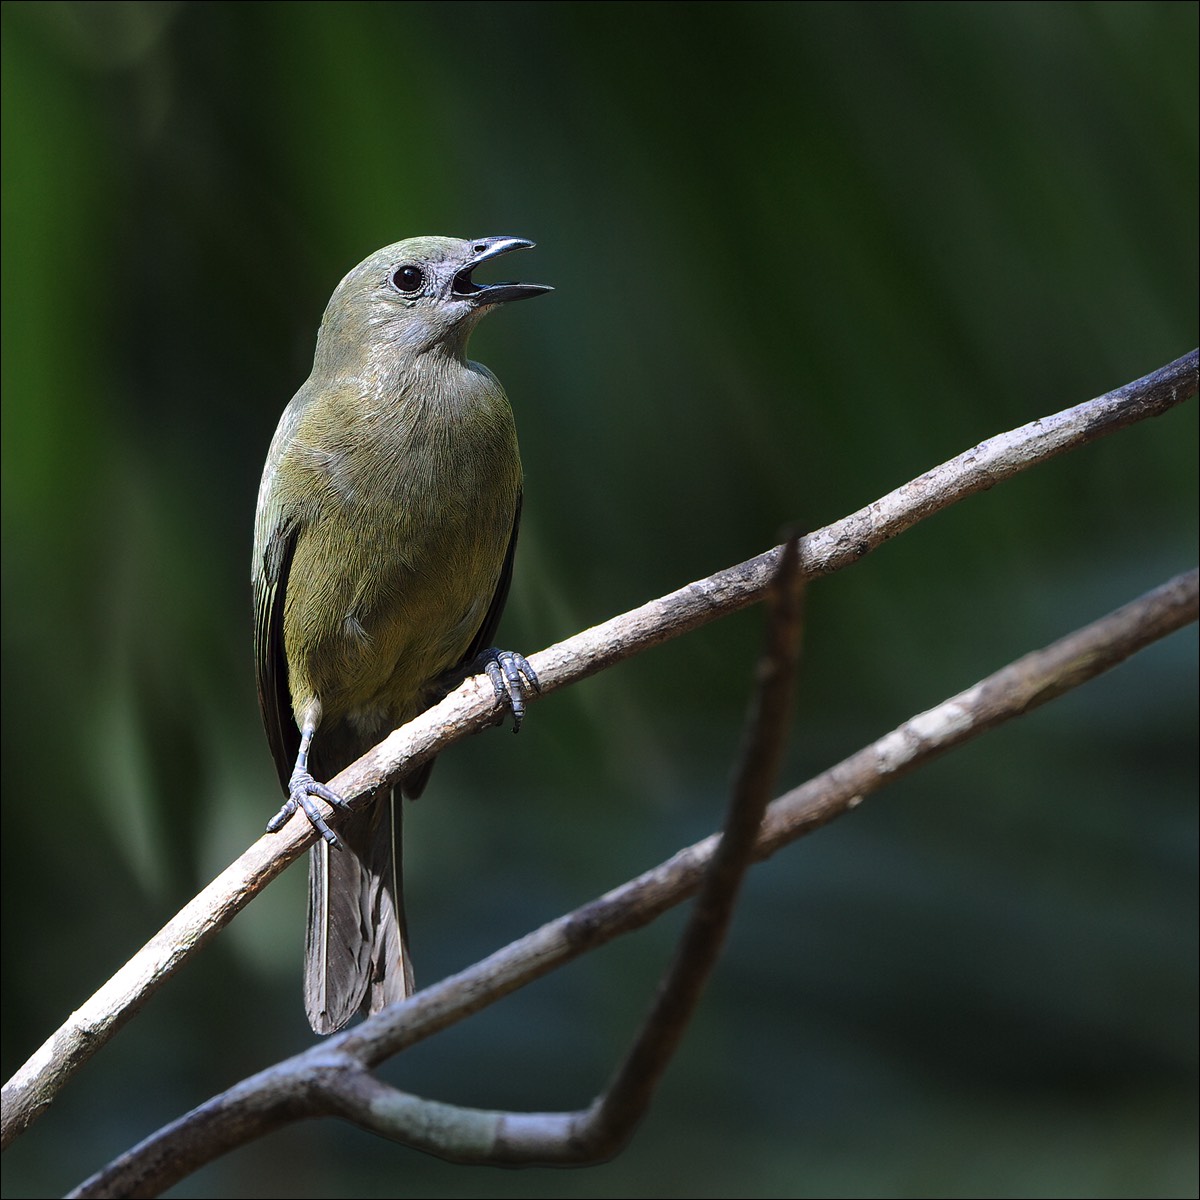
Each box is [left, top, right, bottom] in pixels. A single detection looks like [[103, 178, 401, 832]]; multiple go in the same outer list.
[[278, 368, 520, 730]]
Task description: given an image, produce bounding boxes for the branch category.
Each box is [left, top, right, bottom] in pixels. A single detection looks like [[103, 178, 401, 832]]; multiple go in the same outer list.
[[570, 538, 806, 1160], [2, 348, 1195, 1148], [69, 567, 1196, 1195]]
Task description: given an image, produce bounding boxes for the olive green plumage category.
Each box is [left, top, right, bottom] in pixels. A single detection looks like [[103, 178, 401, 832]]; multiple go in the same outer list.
[[252, 236, 548, 1033]]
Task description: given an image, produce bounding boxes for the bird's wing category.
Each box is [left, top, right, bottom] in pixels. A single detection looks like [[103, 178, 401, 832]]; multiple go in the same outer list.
[[462, 490, 523, 667], [254, 515, 301, 793], [401, 493, 523, 801]]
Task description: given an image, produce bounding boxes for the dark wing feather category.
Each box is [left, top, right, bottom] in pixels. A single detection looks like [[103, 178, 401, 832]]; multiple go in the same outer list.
[[254, 517, 300, 793]]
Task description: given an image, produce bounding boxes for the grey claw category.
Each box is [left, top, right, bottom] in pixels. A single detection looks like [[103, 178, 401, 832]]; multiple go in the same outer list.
[[265, 796, 297, 833], [269, 771, 348, 848], [477, 648, 539, 731]]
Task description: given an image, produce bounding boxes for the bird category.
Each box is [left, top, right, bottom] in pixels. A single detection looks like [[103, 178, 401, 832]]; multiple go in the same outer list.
[[252, 235, 550, 1033]]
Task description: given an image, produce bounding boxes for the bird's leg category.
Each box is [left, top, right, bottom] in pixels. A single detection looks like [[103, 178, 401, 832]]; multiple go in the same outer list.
[[266, 722, 349, 848], [468, 647, 541, 731]]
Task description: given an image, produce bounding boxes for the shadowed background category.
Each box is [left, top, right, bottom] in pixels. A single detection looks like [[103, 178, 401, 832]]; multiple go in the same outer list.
[[2, 3, 1196, 1197]]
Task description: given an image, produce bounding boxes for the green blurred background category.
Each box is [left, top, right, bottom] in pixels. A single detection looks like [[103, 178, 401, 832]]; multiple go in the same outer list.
[[2, 3, 1196, 1197]]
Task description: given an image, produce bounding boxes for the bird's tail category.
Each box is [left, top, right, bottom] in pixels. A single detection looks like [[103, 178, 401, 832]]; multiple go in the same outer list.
[[303, 790, 414, 1034]]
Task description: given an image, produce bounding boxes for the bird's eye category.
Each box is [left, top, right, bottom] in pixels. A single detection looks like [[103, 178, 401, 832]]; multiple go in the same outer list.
[[391, 265, 424, 293]]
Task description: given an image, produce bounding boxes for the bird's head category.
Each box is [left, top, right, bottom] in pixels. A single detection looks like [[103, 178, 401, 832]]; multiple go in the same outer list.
[[315, 236, 551, 365]]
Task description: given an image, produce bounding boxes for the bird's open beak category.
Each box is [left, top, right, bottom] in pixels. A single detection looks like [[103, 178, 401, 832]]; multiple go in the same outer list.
[[453, 236, 553, 305]]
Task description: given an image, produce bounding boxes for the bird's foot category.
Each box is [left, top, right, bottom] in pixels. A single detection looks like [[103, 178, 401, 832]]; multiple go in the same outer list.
[[471, 647, 540, 731], [266, 770, 350, 848]]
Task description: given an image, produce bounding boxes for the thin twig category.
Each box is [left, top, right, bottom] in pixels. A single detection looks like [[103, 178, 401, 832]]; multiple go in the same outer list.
[[570, 537, 806, 1159]]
